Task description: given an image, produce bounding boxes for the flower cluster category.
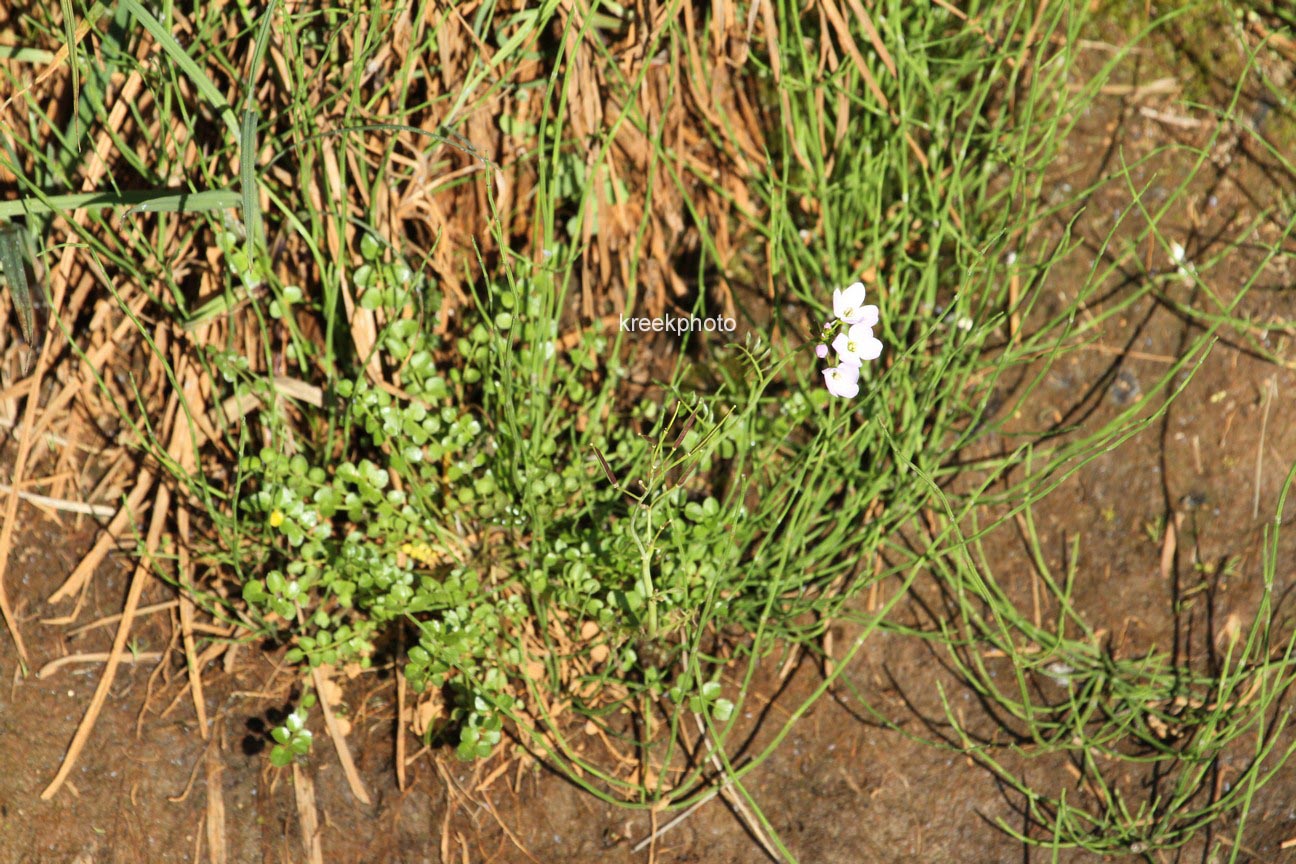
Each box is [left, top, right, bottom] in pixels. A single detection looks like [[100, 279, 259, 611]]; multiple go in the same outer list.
[[816, 281, 882, 398]]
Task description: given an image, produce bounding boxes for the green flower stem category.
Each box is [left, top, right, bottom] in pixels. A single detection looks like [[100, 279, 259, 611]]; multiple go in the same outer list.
[[630, 504, 658, 640]]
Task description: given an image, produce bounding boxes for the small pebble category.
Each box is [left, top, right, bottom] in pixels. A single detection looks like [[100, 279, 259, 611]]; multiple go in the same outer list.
[[1109, 369, 1140, 406]]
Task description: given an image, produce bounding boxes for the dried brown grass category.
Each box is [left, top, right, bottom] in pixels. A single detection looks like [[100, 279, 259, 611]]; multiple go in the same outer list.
[[271, 0, 782, 326]]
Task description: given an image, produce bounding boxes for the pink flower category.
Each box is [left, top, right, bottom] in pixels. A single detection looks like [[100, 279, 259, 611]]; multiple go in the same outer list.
[[832, 282, 880, 327], [831, 323, 883, 365], [822, 364, 861, 398], [815, 343, 829, 359]]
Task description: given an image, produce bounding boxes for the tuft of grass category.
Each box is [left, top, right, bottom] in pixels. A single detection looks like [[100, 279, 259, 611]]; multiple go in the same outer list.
[[891, 462, 1296, 857]]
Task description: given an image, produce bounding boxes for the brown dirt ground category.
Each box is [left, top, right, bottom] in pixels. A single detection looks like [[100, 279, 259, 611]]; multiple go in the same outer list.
[[4, 14, 1296, 864]]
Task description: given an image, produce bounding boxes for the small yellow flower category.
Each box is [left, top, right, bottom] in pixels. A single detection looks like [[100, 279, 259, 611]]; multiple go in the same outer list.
[[269, 509, 285, 528], [400, 541, 438, 566]]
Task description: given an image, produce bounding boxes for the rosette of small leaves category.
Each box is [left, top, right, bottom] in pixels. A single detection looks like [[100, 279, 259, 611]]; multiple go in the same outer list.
[[235, 234, 531, 761], [269, 691, 316, 767], [215, 212, 270, 289], [348, 257, 509, 523], [667, 677, 735, 723], [533, 535, 613, 624], [462, 269, 617, 523], [671, 494, 732, 611], [238, 244, 803, 765], [402, 581, 529, 759], [239, 394, 493, 640], [355, 231, 418, 313], [208, 347, 252, 384]]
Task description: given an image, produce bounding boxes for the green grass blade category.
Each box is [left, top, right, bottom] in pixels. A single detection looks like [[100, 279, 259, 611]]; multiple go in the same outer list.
[[0, 46, 56, 63], [119, 0, 239, 141], [60, 0, 79, 141], [238, 0, 279, 257], [243, 0, 279, 115], [0, 226, 36, 346], [240, 110, 264, 256], [0, 188, 239, 219]]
